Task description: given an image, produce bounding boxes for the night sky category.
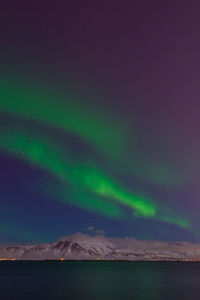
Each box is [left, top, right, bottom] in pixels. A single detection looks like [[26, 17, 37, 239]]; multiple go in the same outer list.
[[0, 1, 200, 243]]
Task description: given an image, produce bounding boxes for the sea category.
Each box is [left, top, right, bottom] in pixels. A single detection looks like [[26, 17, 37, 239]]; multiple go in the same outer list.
[[1, 261, 200, 300]]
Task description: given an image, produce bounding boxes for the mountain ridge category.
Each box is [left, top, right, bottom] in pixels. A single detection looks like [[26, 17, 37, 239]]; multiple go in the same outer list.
[[1, 233, 200, 261]]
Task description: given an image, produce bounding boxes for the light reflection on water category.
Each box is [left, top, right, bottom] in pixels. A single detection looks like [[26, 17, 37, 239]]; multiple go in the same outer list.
[[1, 261, 200, 300]]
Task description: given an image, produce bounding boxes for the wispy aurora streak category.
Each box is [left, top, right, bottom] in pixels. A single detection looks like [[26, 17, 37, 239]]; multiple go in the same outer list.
[[0, 76, 184, 188], [0, 77, 127, 158], [0, 129, 155, 218], [0, 127, 190, 229], [0, 76, 191, 231]]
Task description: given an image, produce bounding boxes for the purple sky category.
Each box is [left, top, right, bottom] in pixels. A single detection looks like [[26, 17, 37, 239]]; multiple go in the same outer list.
[[0, 1, 200, 243]]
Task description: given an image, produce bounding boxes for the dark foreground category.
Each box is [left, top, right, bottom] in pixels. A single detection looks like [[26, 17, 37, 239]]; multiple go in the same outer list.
[[1, 261, 200, 300]]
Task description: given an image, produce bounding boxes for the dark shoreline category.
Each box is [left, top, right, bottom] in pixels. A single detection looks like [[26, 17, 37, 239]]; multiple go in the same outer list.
[[1, 259, 200, 262]]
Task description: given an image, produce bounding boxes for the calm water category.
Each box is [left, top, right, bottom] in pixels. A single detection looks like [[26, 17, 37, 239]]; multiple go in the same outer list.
[[1, 261, 200, 300]]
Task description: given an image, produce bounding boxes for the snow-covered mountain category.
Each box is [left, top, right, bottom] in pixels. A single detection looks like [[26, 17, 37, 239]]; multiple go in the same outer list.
[[1, 233, 200, 261]]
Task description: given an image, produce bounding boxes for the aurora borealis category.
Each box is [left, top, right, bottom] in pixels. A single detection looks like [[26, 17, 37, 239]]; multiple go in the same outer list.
[[0, 1, 200, 243]]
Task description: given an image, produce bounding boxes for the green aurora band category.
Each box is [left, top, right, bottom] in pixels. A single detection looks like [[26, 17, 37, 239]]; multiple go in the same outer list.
[[0, 129, 154, 217], [0, 76, 184, 187], [0, 77, 127, 158], [0, 76, 191, 232], [0, 127, 190, 229]]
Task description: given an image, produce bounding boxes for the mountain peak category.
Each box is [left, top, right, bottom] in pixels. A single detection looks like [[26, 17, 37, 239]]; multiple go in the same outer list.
[[1, 234, 200, 261]]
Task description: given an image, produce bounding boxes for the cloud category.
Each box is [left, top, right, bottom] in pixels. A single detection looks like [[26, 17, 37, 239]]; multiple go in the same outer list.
[[85, 226, 106, 235], [95, 229, 106, 235], [86, 226, 95, 231]]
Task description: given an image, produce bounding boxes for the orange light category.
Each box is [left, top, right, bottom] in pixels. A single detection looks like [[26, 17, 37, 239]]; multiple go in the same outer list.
[[0, 258, 16, 261], [60, 258, 64, 261]]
